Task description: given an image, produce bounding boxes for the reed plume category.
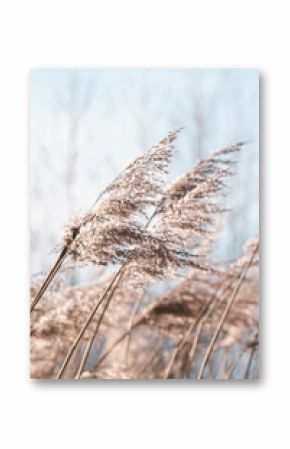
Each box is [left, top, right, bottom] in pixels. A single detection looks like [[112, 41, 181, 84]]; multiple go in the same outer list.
[[158, 142, 243, 212], [48, 130, 180, 378], [72, 140, 244, 377], [63, 130, 179, 266], [30, 130, 259, 380], [126, 142, 244, 280], [30, 130, 179, 313]]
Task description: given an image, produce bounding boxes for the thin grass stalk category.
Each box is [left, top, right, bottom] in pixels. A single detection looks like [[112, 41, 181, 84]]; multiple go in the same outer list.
[[164, 280, 234, 379], [74, 268, 126, 379], [30, 194, 101, 314], [186, 295, 223, 376], [185, 279, 239, 377], [163, 321, 196, 378], [56, 266, 124, 379], [124, 296, 144, 365], [136, 342, 167, 378], [93, 299, 162, 370], [244, 346, 257, 379], [218, 348, 230, 379], [197, 243, 258, 379], [162, 291, 219, 379], [30, 246, 68, 313], [223, 352, 244, 379], [187, 320, 206, 376]]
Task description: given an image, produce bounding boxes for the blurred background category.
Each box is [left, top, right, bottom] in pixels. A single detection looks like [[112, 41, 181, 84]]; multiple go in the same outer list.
[[29, 68, 259, 275]]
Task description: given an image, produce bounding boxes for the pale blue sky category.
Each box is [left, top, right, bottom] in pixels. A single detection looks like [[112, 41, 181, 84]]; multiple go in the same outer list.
[[30, 68, 259, 272]]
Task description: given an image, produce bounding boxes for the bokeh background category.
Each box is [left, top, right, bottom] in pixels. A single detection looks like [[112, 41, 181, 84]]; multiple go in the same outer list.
[[29, 68, 259, 275]]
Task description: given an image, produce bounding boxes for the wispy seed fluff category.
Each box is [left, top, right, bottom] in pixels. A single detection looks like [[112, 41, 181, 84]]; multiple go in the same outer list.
[[63, 135, 244, 282], [127, 142, 244, 279], [62, 129, 180, 266]]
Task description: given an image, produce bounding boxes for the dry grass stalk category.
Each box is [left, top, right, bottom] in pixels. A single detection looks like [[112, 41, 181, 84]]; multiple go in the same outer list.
[[223, 352, 244, 379], [244, 332, 259, 379], [124, 295, 144, 365], [30, 246, 69, 312], [197, 239, 259, 379], [161, 275, 235, 378], [56, 265, 125, 379], [74, 268, 126, 379]]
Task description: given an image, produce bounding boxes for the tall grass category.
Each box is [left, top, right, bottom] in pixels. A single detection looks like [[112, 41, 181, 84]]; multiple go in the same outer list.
[[30, 130, 259, 379]]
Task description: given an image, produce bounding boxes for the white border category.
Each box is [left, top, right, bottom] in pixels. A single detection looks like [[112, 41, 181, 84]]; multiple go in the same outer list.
[[0, 1, 288, 448]]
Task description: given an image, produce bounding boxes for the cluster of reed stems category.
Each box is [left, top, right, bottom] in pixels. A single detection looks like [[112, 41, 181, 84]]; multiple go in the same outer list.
[[30, 130, 259, 379]]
